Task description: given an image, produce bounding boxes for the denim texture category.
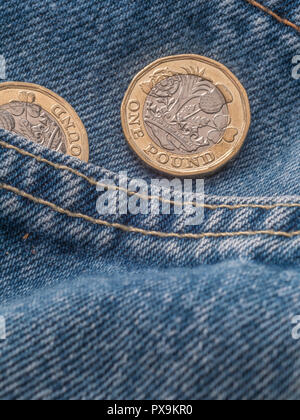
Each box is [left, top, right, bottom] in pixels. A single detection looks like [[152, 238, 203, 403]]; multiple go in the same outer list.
[[260, 0, 300, 23], [0, 0, 299, 400], [1, 261, 300, 400]]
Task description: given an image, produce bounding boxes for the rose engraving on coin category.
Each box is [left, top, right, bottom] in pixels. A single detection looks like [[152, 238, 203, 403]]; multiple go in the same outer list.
[[0, 82, 89, 162], [121, 55, 251, 176], [143, 72, 236, 155]]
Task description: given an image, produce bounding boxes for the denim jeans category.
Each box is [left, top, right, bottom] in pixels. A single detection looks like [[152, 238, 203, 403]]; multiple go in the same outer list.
[[0, 0, 299, 400]]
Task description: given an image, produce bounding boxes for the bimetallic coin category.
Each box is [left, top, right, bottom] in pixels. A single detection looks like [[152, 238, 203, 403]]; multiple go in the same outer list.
[[0, 82, 89, 162], [121, 55, 251, 176]]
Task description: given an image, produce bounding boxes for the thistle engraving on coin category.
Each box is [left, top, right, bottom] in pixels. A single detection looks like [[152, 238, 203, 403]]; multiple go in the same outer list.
[[142, 68, 238, 155], [0, 82, 89, 162], [121, 55, 251, 176], [0, 91, 67, 154]]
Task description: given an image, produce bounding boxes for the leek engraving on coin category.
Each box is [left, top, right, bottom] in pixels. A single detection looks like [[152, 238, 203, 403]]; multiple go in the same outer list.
[[0, 91, 67, 153], [143, 69, 236, 155]]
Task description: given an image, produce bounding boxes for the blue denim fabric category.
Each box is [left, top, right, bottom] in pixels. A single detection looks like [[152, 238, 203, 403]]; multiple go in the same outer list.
[[260, 0, 300, 24], [0, 0, 299, 400]]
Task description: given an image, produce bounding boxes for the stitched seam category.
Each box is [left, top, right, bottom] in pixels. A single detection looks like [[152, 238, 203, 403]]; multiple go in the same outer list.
[[244, 0, 300, 32], [1, 140, 300, 211], [1, 182, 299, 239]]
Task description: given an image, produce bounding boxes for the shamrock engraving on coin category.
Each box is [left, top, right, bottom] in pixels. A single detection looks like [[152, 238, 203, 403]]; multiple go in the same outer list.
[[121, 55, 251, 176], [0, 82, 89, 162]]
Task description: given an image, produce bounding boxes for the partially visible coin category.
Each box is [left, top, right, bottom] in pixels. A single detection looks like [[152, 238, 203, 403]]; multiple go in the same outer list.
[[0, 82, 89, 162], [121, 55, 251, 176]]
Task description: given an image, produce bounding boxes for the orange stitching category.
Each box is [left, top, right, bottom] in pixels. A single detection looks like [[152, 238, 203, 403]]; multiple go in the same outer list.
[[244, 0, 300, 32], [1, 140, 300, 211], [0, 182, 299, 239]]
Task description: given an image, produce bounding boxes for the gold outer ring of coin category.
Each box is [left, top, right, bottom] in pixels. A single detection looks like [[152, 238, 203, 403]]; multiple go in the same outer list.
[[121, 54, 251, 177], [0, 82, 89, 162]]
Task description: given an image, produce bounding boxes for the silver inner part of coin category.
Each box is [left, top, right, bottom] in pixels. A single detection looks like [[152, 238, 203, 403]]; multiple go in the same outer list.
[[0, 102, 67, 153], [143, 74, 230, 155]]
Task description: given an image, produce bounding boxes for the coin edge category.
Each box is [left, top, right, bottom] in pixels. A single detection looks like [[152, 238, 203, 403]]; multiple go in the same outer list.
[[0, 81, 89, 163], [121, 54, 251, 177]]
